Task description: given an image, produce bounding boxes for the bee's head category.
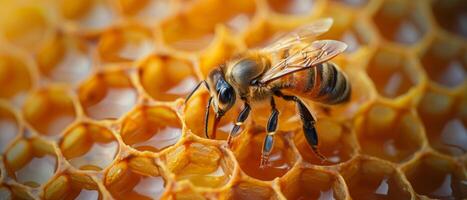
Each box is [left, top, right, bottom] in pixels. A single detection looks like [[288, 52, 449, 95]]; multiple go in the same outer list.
[[207, 68, 236, 117]]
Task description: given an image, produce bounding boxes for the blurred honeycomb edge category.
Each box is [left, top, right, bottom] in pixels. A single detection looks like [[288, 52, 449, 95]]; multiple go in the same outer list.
[[0, 0, 466, 199]]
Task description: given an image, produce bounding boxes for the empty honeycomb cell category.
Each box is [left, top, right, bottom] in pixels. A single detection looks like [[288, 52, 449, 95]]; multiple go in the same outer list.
[[295, 117, 357, 165], [4, 138, 57, 188], [0, 104, 19, 154], [341, 157, 413, 200], [160, 0, 256, 51], [105, 156, 168, 199], [420, 35, 466, 88], [78, 70, 138, 120], [163, 142, 234, 188], [59, 0, 115, 33], [138, 54, 198, 102], [0, 184, 33, 200], [36, 32, 93, 85], [356, 102, 424, 163], [266, 0, 315, 15], [184, 90, 244, 140], [0, 51, 33, 102], [372, 0, 429, 45], [22, 87, 77, 137], [225, 180, 277, 200], [403, 153, 467, 199], [431, 0, 467, 38], [60, 123, 119, 171], [0, 3, 51, 50], [43, 172, 102, 200], [232, 127, 297, 181], [98, 25, 155, 63], [417, 87, 466, 156], [366, 47, 423, 99], [115, 0, 174, 26], [279, 166, 347, 200], [121, 105, 182, 152]]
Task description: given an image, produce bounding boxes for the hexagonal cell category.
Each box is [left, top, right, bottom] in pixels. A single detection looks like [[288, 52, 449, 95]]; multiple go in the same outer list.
[[4, 138, 58, 187], [160, 0, 255, 51], [0, 4, 51, 50], [279, 166, 347, 200], [417, 88, 466, 156], [295, 118, 356, 165], [97, 25, 155, 63], [121, 105, 182, 152], [0, 51, 33, 102], [115, 0, 174, 25], [0, 104, 19, 154], [340, 157, 413, 200], [138, 54, 198, 101], [266, 0, 315, 15], [420, 36, 466, 88], [356, 103, 424, 163], [60, 123, 119, 171], [105, 156, 167, 199], [59, 0, 115, 33], [403, 153, 467, 199], [431, 0, 467, 38], [35, 32, 92, 85], [232, 127, 297, 181], [184, 90, 244, 140], [0, 184, 33, 200], [161, 183, 207, 200], [372, 0, 429, 45], [163, 142, 234, 188], [43, 172, 102, 200], [225, 180, 278, 200], [366, 47, 422, 99], [78, 70, 138, 120], [22, 87, 77, 137]]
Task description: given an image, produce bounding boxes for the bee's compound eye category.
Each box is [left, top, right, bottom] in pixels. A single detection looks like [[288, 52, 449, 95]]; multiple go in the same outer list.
[[218, 87, 234, 104]]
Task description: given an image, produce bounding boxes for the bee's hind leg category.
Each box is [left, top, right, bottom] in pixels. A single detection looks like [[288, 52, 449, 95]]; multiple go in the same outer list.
[[260, 97, 279, 168], [228, 101, 251, 146], [274, 91, 326, 161]]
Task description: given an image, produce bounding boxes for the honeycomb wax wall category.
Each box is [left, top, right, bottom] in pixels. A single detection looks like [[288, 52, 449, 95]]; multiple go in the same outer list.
[[0, 0, 466, 199]]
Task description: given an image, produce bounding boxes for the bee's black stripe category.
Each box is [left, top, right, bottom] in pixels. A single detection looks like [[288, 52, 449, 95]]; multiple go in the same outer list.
[[314, 62, 350, 104]]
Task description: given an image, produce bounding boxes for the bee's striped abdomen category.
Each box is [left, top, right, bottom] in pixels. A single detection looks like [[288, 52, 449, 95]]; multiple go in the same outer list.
[[283, 62, 351, 105]]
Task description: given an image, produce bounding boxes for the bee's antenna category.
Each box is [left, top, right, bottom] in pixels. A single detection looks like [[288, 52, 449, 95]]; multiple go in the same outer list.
[[185, 80, 209, 103]]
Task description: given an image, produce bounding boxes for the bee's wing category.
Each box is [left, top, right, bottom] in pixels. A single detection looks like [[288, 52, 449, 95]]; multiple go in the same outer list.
[[260, 18, 334, 53], [259, 40, 347, 84]]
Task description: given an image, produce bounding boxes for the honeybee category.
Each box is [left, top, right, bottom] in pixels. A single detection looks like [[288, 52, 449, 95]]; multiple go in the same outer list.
[[186, 18, 350, 167]]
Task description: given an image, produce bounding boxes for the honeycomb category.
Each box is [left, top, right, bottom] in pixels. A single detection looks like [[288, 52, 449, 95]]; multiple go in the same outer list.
[[0, 0, 466, 199]]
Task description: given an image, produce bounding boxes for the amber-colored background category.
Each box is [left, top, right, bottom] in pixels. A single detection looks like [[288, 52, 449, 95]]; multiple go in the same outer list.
[[0, 0, 465, 199]]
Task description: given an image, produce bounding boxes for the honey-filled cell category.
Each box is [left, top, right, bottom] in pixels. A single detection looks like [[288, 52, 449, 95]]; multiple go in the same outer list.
[[60, 123, 119, 171], [431, 0, 467, 38], [279, 166, 347, 200], [78, 70, 138, 120], [105, 156, 167, 200], [22, 86, 76, 137], [59, 0, 116, 33], [403, 153, 467, 199], [163, 142, 234, 188], [225, 180, 278, 200], [355, 102, 424, 163], [4, 138, 57, 188], [138, 54, 198, 102], [266, 0, 315, 16], [232, 127, 297, 181], [115, 0, 174, 26], [43, 172, 102, 200], [341, 157, 413, 200], [121, 105, 182, 152], [0, 184, 33, 200], [0, 50, 33, 103], [0, 104, 19, 154]]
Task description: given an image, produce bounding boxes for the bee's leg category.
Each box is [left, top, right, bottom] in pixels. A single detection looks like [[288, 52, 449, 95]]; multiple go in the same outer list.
[[205, 97, 213, 139], [275, 91, 326, 161], [260, 97, 279, 168], [228, 102, 250, 146]]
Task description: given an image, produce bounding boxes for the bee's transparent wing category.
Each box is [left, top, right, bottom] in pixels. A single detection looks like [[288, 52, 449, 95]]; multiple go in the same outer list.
[[259, 40, 347, 84], [260, 18, 334, 53]]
